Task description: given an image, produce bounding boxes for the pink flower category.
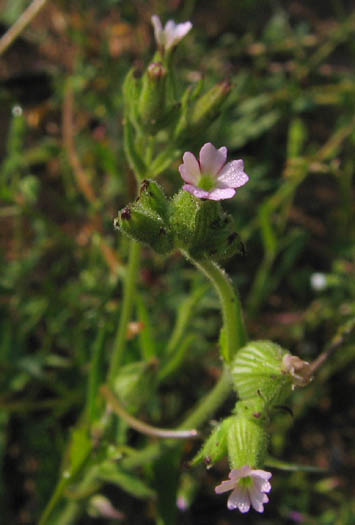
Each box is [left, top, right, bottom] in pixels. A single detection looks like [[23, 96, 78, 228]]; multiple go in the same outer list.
[[215, 465, 272, 513], [179, 143, 249, 201], [151, 15, 192, 52]]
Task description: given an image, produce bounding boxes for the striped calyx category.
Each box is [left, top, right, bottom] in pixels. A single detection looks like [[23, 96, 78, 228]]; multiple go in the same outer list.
[[230, 340, 293, 407], [228, 398, 268, 469]]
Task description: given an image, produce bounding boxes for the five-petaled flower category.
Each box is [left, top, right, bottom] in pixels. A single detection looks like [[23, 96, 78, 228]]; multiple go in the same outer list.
[[215, 465, 272, 513], [179, 143, 249, 201], [151, 15, 192, 52]]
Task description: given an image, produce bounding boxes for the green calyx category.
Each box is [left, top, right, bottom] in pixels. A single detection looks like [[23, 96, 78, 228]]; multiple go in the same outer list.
[[230, 340, 293, 407], [191, 417, 232, 467], [170, 190, 244, 262], [115, 183, 244, 262], [192, 400, 269, 470], [114, 180, 173, 254], [227, 407, 268, 469]]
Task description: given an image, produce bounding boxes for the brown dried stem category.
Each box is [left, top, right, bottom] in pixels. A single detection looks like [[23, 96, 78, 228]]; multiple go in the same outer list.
[[0, 0, 48, 57]]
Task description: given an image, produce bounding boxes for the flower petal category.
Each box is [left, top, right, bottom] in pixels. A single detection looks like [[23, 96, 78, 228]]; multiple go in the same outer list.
[[249, 485, 266, 513], [217, 160, 249, 188], [253, 476, 272, 494], [250, 469, 272, 481], [215, 479, 238, 494], [169, 21, 192, 48], [151, 15, 163, 44], [208, 187, 236, 200], [229, 466, 251, 481], [199, 143, 227, 176], [228, 486, 250, 513], [179, 152, 201, 184], [183, 184, 209, 199]]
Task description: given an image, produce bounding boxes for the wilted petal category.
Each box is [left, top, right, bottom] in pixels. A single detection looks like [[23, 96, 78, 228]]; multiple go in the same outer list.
[[200, 143, 227, 176], [208, 187, 236, 200], [183, 184, 209, 199], [179, 152, 201, 184], [217, 160, 249, 188], [228, 486, 250, 513]]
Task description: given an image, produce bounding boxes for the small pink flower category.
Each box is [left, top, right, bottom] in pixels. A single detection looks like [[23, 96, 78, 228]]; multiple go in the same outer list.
[[179, 143, 249, 201], [215, 465, 272, 513], [151, 15, 192, 52]]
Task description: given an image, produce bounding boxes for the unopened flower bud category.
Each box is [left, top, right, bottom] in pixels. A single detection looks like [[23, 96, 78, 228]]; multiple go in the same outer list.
[[114, 204, 173, 254], [175, 81, 231, 141], [137, 179, 169, 221], [138, 62, 168, 134]]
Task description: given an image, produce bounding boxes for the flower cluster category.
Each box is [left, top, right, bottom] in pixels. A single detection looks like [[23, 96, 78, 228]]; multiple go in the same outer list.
[[215, 466, 272, 513], [179, 142, 249, 201]]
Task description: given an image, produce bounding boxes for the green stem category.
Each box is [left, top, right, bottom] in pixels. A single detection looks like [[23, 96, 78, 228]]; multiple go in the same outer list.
[[108, 240, 141, 385], [121, 368, 233, 470], [186, 255, 247, 363]]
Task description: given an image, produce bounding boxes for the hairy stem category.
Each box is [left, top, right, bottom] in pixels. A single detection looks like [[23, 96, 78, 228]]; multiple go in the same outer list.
[[186, 255, 247, 363]]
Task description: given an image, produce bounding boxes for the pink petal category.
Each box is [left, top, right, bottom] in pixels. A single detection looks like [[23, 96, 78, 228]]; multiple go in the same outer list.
[[215, 479, 238, 494], [253, 476, 272, 494], [151, 15, 163, 43], [164, 20, 192, 50], [217, 160, 249, 189], [228, 486, 250, 513], [250, 469, 272, 481], [172, 21, 192, 41], [249, 486, 266, 513], [199, 143, 227, 176], [179, 152, 201, 184], [183, 184, 209, 199], [207, 187, 236, 200]]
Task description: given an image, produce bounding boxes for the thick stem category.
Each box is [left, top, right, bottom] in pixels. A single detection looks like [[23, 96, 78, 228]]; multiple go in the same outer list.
[[108, 240, 141, 384], [186, 255, 247, 363]]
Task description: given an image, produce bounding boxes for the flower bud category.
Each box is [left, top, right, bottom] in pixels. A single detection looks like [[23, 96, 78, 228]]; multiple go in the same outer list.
[[137, 179, 169, 221], [175, 81, 231, 142], [230, 340, 293, 406], [138, 62, 168, 134], [114, 179, 173, 254], [114, 204, 173, 254]]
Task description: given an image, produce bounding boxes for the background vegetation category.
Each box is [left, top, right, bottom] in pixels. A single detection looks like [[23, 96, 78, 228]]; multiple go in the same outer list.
[[0, 0, 354, 523]]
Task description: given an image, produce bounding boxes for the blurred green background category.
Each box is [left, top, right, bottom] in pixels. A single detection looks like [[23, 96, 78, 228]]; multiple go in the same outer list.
[[0, 0, 354, 523]]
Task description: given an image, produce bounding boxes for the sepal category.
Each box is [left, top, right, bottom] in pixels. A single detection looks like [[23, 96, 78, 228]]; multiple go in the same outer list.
[[191, 418, 232, 467]]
